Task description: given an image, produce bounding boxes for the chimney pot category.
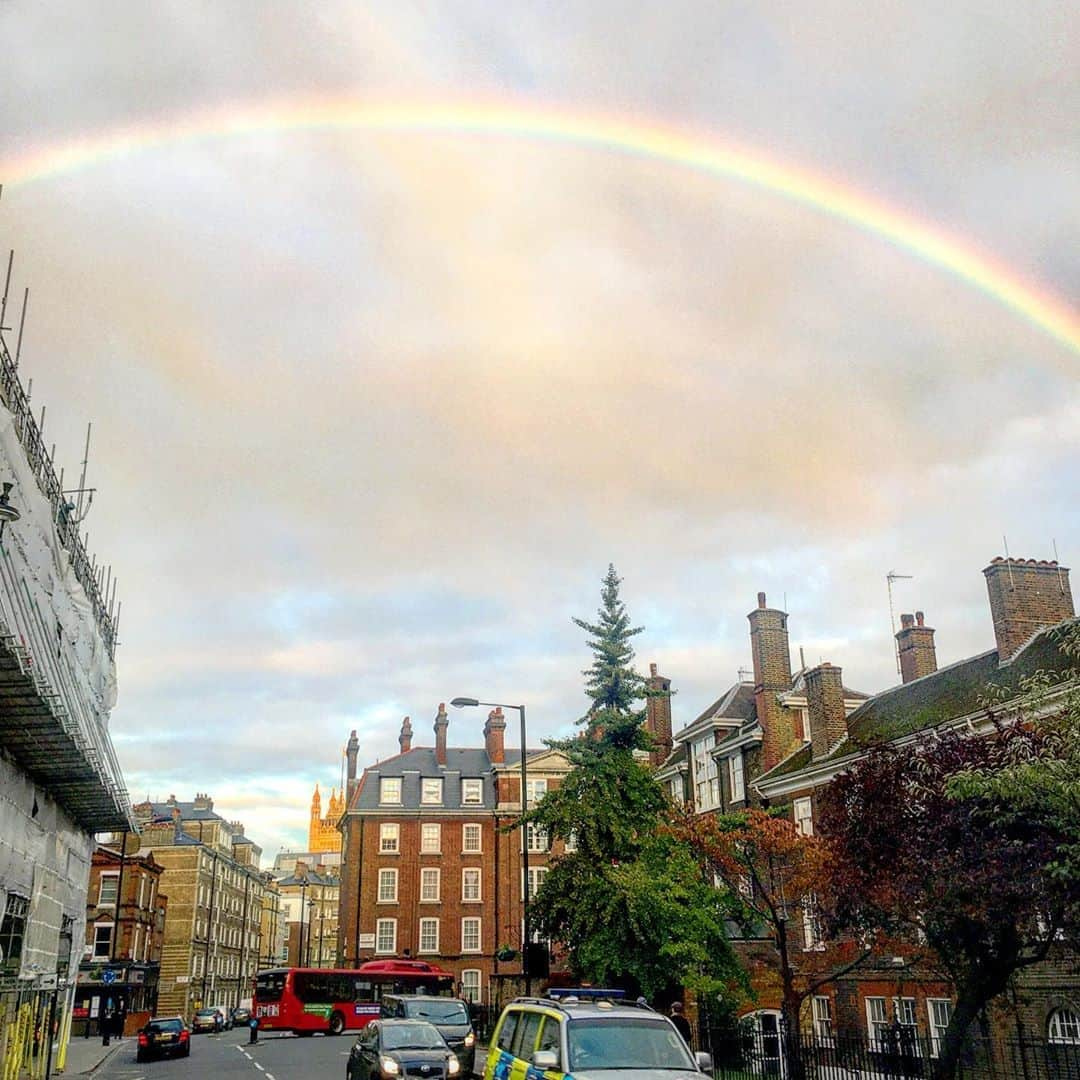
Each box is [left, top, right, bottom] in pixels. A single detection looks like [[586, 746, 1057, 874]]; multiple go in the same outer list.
[[757, 591, 767, 609], [434, 704, 449, 765], [915, 611, 925, 626], [900, 613, 915, 629]]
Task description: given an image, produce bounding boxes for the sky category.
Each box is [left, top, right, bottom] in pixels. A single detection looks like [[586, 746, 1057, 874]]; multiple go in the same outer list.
[[0, 1, 1076, 859]]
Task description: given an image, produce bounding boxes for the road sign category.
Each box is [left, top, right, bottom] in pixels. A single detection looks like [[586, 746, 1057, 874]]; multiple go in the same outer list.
[[101, 968, 118, 985]]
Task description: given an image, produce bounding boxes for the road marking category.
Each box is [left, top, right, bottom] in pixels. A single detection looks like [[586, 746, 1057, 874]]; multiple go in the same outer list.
[[254, 1064, 265, 1072]]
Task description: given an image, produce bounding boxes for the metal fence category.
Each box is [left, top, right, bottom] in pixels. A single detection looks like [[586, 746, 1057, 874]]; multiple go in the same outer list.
[[698, 1026, 1080, 1080]]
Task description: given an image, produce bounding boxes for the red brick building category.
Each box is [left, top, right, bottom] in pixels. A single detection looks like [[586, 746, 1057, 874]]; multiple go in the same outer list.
[[337, 707, 571, 1004]]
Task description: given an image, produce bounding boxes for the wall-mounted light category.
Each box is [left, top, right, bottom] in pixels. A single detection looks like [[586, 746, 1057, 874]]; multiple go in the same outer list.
[[0, 482, 21, 540]]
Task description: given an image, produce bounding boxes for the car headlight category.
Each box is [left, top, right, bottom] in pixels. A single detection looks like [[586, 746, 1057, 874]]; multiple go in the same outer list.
[[464, 1033, 475, 1048], [448, 1055, 460, 1074], [379, 1057, 401, 1076]]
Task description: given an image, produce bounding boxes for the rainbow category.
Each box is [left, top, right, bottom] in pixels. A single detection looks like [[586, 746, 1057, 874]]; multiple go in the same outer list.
[[3, 97, 1077, 354]]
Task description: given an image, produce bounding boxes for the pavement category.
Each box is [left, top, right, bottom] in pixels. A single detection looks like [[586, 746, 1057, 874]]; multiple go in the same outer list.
[[57, 1034, 128, 1075]]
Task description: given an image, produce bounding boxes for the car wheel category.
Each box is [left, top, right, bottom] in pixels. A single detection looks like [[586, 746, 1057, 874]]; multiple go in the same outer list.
[[329, 1012, 346, 1036], [183, 1046, 191, 1057]]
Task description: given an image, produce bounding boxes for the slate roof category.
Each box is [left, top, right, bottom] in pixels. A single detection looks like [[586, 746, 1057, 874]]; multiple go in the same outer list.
[[277, 869, 339, 887], [139, 800, 226, 823], [757, 617, 1079, 785], [686, 682, 757, 729]]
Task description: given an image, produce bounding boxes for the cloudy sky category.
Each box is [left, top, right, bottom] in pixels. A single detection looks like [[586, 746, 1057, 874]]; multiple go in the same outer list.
[[1, 2, 1076, 858]]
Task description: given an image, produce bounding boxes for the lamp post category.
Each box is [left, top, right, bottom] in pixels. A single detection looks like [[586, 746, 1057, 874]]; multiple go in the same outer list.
[[306, 900, 316, 967], [451, 697, 530, 992], [297, 880, 308, 967]]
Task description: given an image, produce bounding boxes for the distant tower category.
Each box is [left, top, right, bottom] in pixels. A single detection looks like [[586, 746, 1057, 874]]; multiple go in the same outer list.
[[308, 783, 343, 853]]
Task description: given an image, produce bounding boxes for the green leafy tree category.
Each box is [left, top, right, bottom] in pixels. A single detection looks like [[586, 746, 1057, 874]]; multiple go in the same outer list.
[[524, 565, 739, 1000]]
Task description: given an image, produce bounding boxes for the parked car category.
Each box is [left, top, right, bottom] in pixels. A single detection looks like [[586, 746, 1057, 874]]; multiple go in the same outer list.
[[207, 1004, 233, 1030], [192, 1008, 223, 1034], [483, 990, 712, 1080], [347, 1019, 460, 1080], [232, 1006, 252, 1025], [381, 995, 476, 1075], [137, 1017, 191, 1062]]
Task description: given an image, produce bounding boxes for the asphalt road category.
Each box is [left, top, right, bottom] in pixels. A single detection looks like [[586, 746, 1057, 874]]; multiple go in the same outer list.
[[95, 1028, 358, 1080]]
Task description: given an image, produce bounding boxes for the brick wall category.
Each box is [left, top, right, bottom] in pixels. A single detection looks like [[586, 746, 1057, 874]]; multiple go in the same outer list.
[[896, 612, 937, 683], [984, 558, 1073, 660]]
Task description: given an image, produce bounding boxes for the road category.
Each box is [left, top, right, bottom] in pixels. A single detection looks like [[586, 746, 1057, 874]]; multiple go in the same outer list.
[[95, 1028, 357, 1080]]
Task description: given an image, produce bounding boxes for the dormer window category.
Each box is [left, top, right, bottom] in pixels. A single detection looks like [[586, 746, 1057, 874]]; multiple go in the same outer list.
[[379, 778, 402, 805], [461, 779, 483, 805], [421, 778, 443, 805]]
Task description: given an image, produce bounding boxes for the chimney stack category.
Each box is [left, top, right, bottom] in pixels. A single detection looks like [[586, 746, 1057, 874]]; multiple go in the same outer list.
[[434, 703, 448, 766], [172, 806, 182, 842], [346, 729, 360, 799], [748, 592, 795, 770], [193, 793, 213, 811], [896, 610, 938, 683], [984, 558, 1073, 661], [399, 716, 413, 754], [805, 663, 847, 760], [645, 662, 673, 767], [484, 707, 506, 764]]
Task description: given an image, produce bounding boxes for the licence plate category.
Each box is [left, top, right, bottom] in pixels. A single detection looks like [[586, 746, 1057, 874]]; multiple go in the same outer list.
[[155, 1034, 173, 1042]]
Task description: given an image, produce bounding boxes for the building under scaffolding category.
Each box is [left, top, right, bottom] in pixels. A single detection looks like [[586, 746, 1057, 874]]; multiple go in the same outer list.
[[0, 246, 132, 1078]]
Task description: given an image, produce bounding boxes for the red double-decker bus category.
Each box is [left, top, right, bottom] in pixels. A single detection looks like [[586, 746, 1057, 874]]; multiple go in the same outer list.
[[253, 960, 456, 1036]]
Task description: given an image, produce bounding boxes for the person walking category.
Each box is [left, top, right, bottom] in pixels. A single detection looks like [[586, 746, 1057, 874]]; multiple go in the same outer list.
[[670, 1002, 693, 1047]]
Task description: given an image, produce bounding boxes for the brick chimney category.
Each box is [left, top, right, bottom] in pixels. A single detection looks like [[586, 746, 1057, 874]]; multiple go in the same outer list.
[[984, 558, 1074, 661], [172, 806, 182, 841], [399, 716, 413, 754], [484, 707, 506, 764], [433, 703, 448, 765], [748, 592, 795, 770], [805, 662, 846, 760], [896, 611, 937, 683], [346, 729, 360, 799], [645, 662, 673, 767], [193, 793, 213, 812]]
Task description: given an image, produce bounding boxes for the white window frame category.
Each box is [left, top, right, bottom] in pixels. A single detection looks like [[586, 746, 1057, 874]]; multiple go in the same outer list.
[[379, 778, 402, 805], [525, 778, 547, 808], [564, 830, 578, 853], [802, 894, 824, 950], [91, 921, 114, 959], [377, 868, 398, 903], [379, 823, 400, 854], [523, 866, 548, 903], [420, 868, 440, 903], [97, 872, 119, 908], [866, 997, 888, 1051], [1048, 1008, 1080, 1045], [793, 797, 814, 837], [729, 754, 746, 803], [462, 868, 482, 903], [420, 823, 441, 854], [460, 969, 482, 1004], [693, 736, 720, 811], [461, 779, 483, 805], [525, 822, 549, 853], [375, 918, 397, 954], [462, 824, 482, 854], [928, 999, 951, 1057], [461, 917, 481, 953], [418, 917, 439, 954], [421, 778, 443, 805], [812, 996, 833, 1046]]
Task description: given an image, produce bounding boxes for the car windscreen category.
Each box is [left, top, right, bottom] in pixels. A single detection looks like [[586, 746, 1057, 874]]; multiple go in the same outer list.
[[567, 1018, 696, 1072], [195, 1010, 217, 1018], [406, 1001, 470, 1025], [148, 1020, 183, 1033], [381, 1022, 446, 1050]]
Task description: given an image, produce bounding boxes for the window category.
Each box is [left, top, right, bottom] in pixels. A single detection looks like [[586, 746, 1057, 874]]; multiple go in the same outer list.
[[693, 736, 720, 810], [461, 917, 481, 952], [564, 830, 578, 853], [802, 895, 823, 949], [420, 823, 441, 853], [670, 777, 684, 803], [812, 997, 833, 1045], [420, 868, 440, 902], [380, 823, 400, 853], [375, 918, 397, 954], [524, 867, 548, 902], [462, 868, 482, 902], [1048, 1009, 1080, 1045], [728, 754, 746, 803], [418, 918, 439, 953], [462, 779, 483, 805], [525, 778, 547, 807], [379, 778, 402, 804], [462, 824, 482, 853], [421, 778, 443, 805], [793, 797, 814, 837], [98, 873, 119, 907], [866, 997, 888, 1050], [460, 969, 481, 1004], [526, 823, 549, 853], [496, 1011, 519, 1051], [92, 922, 114, 960], [378, 868, 398, 903], [928, 1000, 951, 1057]]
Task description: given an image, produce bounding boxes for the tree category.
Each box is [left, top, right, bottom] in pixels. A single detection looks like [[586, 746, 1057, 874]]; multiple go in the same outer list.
[[676, 807, 873, 1074], [524, 565, 739, 1000], [820, 723, 1072, 1080]]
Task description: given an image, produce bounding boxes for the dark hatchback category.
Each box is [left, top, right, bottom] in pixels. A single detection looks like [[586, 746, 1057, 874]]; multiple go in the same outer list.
[[347, 1019, 460, 1080], [381, 995, 476, 1075], [137, 1017, 191, 1062]]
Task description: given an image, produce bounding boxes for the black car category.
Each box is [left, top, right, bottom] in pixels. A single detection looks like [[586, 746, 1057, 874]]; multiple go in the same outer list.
[[381, 995, 476, 1075], [137, 1017, 191, 1062], [347, 1019, 461, 1080]]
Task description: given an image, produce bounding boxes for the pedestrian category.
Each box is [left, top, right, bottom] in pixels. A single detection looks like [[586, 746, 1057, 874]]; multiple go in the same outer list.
[[670, 1002, 693, 1047]]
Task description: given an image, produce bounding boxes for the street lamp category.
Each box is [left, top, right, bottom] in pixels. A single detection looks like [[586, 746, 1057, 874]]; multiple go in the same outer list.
[[297, 880, 309, 967], [450, 696, 531, 991], [306, 900, 316, 967]]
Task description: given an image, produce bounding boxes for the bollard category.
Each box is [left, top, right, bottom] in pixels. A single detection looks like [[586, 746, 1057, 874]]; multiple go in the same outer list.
[[249, 1017, 259, 1044]]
